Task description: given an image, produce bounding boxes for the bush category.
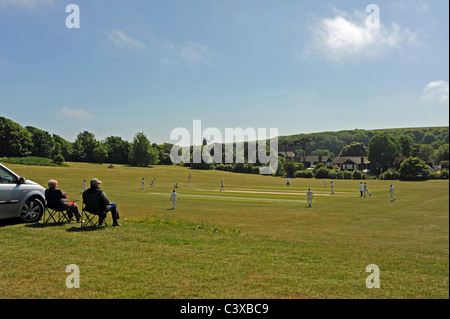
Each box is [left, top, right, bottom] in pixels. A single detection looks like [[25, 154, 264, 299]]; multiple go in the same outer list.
[[314, 167, 330, 179], [295, 170, 313, 178], [0, 156, 67, 167], [327, 170, 338, 179], [398, 157, 429, 181], [430, 169, 449, 180], [283, 161, 297, 177], [380, 170, 399, 180], [313, 163, 326, 173], [337, 170, 352, 179], [351, 170, 362, 180], [52, 154, 65, 165]]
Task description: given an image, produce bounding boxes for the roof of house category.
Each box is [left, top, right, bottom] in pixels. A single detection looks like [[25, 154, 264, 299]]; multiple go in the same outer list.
[[278, 151, 296, 158], [333, 156, 370, 164], [304, 155, 332, 162]]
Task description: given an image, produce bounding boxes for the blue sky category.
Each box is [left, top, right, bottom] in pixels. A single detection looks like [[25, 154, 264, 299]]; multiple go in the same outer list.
[[0, 0, 448, 145]]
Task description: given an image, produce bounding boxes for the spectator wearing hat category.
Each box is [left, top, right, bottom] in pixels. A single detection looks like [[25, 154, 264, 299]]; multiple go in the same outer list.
[[83, 178, 121, 226]]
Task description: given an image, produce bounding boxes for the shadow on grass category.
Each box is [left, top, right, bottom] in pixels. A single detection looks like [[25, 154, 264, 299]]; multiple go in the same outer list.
[[66, 225, 107, 232], [25, 222, 71, 229], [0, 218, 23, 228]]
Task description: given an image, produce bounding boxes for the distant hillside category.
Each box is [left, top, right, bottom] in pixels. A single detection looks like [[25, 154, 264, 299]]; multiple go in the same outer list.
[[278, 126, 449, 157]]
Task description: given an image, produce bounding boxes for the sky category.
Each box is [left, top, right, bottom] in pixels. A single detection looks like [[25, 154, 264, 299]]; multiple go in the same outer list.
[[0, 0, 448, 146]]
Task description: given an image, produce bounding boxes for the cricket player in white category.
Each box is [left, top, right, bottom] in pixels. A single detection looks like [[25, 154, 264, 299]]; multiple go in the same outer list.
[[142, 178, 145, 190], [307, 188, 314, 207], [323, 178, 327, 188], [359, 182, 364, 197], [83, 180, 87, 192], [220, 181, 225, 191], [364, 183, 371, 197], [390, 185, 396, 202], [170, 190, 179, 209], [331, 182, 335, 195]]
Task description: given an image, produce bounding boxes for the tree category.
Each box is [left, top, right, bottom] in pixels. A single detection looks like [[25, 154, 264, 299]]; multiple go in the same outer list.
[[0, 116, 33, 157], [282, 160, 297, 177], [417, 144, 434, 162], [104, 136, 131, 164], [93, 144, 108, 164], [129, 132, 158, 167], [368, 133, 401, 175], [74, 131, 99, 163], [421, 133, 437, 145], [431, 144, 449, 165], [398, 157, 430, 181], [159, 153, 174, 165], [397, 135, 414, 157], [25, 126, 55, 158], [52, 134, 72, 160], [339, 142, 367, 157], [191, 146, 213, 170], [292, 137, 312, 164]]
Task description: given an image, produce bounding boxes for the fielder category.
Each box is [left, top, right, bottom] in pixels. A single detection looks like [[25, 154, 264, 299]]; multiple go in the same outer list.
[[306, 188, 314, 207], [390, 185, 396, 202], [363, 182, 371, 197], [359, 182, 364, 197], [331, 181, 335, 195], [142, 178, 145, 190], [151, 178, 155, 187], [170, 190, 179, 209], [220, 181, 225, 191]]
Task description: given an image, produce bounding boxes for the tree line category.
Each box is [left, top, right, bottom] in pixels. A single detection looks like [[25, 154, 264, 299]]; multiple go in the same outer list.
[[1, 116, 448, 178], [0, 116, 171, 167]]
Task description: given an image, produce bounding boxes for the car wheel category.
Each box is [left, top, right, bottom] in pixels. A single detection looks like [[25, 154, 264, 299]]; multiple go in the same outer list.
[[20, 198, 44, 223]]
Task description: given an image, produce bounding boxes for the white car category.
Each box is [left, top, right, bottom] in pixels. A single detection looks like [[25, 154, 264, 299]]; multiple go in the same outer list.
[[0, 163, 46, 222]]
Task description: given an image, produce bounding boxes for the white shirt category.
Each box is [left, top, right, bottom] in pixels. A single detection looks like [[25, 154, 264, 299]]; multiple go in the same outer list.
[[307, 190, 313, 199], [359, 184, 364, 191], [170, 192, 179, 201]]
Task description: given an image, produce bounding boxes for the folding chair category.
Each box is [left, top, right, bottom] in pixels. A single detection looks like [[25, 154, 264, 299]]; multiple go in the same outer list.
[[41, 206, 71, 224], [81, 192, 108, 230]]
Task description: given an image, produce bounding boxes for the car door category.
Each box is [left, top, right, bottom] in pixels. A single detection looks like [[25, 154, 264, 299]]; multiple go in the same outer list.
[[0, 166, 21, 217]]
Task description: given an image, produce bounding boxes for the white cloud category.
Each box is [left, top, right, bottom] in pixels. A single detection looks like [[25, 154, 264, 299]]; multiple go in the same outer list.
[[159, 40, 215, 67], [304, 8, 420, 63], [0, 0, 55, 9], [104, 30, 146, 51], [59, 107, 95, 121], [103, 29, 215, 66], [422, 81, 449, 104]]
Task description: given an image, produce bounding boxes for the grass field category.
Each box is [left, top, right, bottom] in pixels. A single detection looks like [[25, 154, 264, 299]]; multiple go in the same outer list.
[[0, 162, 448, 299]]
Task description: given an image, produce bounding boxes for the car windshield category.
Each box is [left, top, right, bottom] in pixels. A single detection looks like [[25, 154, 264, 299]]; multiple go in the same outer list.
[[0, 166, 18, 184]]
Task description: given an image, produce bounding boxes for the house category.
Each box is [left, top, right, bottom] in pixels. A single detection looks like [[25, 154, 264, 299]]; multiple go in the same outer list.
[[303, 155, 333, 168], [278, 151, 297, 161], [333, 156, 370, 171]]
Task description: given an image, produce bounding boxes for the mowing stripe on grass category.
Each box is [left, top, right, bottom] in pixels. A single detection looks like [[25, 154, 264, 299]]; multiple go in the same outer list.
[[147, 192, 307, 203]]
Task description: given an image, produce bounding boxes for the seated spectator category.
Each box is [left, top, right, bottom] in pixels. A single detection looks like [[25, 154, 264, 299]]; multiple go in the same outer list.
[[45, 179, 83, 223], [83, 178, 121, 227]]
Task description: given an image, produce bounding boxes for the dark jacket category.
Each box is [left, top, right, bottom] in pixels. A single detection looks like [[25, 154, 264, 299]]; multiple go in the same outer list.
[[83, 186, 110, 212], [45, 189, 71, 211]]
